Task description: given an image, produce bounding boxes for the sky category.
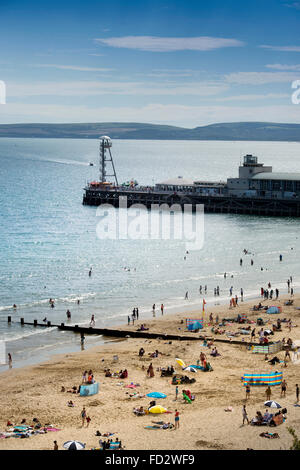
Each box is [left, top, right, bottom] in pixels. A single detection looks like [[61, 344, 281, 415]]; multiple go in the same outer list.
[[1, 0, 300, 127]]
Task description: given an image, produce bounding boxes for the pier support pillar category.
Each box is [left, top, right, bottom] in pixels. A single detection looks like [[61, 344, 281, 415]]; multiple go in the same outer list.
[[20, 318, 24, 325], [47, 321, 51, 327], [8, 316, 11, 323], [34, 319, 38, 327]]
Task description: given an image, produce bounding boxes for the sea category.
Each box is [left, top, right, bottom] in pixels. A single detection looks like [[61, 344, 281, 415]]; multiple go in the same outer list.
[[0, 137, 300, 371]]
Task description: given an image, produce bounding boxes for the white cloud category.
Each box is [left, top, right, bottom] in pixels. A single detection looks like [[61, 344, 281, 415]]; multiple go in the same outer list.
[[225, 71, 300, 84], [7, 80, 228, 97], [260, 45, 300, 52], [284, 2, 300, 9], [35, 64, 114, 72], [266, 63, 300, 71], [216, 93, 290, 102], [95, 35, 244, 52]]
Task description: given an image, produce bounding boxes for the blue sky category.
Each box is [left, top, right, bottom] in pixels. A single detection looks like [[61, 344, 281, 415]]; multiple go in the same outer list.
[[1, 0, 300, 126]]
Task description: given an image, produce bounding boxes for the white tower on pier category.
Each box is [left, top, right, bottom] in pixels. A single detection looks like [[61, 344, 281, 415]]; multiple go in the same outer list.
[[99, 136, 118, 186]]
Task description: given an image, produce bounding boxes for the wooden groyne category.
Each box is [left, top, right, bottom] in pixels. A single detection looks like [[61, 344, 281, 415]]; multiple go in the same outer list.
[[8, 316, 269, 347]]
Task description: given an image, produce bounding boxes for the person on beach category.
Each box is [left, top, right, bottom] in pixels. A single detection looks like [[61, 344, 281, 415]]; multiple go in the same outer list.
[[265, 386, 272, 401], [128, 315, 130, 326], [174, 410, 180, 429], [296, 384, 299, 403], [275, 288, 279, 299], [205, 285, 207, 293], [53, 441, 58, 450], [66, 309, 71, 320], [82, 371, 87, 383], [81, 407, 87, 427], [175, 385, 179, 401], [136, 308, 139, 320], [90, 314, 95, 327], [251, 328, 256, 341], [161, 304, 164, 315], [185, 291, 188, 300], [245, 383, 251, 400], [152, 304, 156, 317], [242, 405, 249, 425], [8, 353, 12, 369], [200, 352, 206, 367], [241, 288, 244, 302], [281, 380, 287, 398], [86, 416, 91, 427], [147, 363, 154, 378], [80, 334, 85, 350]]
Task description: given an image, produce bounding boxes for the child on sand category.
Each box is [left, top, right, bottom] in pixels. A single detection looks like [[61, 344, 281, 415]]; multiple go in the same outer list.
[[81, 407, 86, 427], [174, 410, 180, 429]]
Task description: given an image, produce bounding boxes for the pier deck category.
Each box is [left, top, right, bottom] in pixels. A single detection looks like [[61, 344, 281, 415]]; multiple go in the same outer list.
[[83, 187, 300, 217]]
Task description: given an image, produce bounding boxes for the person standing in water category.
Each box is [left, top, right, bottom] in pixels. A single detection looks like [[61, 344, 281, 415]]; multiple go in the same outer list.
[[89, 267, 92, 277], [152, 304, 155, 317], [90, 315, 95, 327], [185, 291, 188, 300], [161, 304, 164, 315]]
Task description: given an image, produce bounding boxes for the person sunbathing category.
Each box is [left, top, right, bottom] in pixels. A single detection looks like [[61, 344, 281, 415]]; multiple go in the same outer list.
[[133, 406, 145, 416], [251, 411, 264, 425], [119, 369, 128, 379], [210, 347, 220, 357], [105, 369, 112, 377], [139, 348, 145, 357]]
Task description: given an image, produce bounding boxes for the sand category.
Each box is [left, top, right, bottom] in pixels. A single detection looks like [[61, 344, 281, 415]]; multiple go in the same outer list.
[[1, 291, 300, 451]]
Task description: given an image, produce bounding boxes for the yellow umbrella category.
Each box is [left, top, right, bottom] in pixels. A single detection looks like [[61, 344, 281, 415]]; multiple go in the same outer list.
[[176, 358, 186, 369], [149, 405, 167, 414]]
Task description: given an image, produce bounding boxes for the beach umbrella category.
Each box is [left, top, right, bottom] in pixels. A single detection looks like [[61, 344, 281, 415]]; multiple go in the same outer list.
[[148, 405, 167, 414], [63, 440, 86, 450], [146, 392, 167, 398], [183, 366, 197, 373], [176, 358, 186, 369], [264, 401, 282, 409]]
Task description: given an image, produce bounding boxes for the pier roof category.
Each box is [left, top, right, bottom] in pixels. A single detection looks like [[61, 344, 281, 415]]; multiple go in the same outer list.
[[252, 172, 300, 181], [157, 177, 195, 186]]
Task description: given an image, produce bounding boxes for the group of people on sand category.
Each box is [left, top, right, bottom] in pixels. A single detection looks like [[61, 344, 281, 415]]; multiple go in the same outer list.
[[82, 370, 95, 384], [80, 407, 91, 427], [104, 368, 128, 379]]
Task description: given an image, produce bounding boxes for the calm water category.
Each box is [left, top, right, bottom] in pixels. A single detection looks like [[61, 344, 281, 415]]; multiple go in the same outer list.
[[0, 138, 300, 370]]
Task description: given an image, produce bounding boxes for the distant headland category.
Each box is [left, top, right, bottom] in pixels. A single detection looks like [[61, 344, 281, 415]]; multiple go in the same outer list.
[[0, 121, 300, 141]]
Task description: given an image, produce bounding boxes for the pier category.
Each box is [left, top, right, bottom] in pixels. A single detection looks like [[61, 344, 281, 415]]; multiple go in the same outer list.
[[83, 187, 300, 217], [82, 141, 300, 217]]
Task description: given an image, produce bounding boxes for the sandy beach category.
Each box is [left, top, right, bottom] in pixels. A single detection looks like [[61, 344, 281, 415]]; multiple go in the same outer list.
[[1, 291, 300, 451]]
